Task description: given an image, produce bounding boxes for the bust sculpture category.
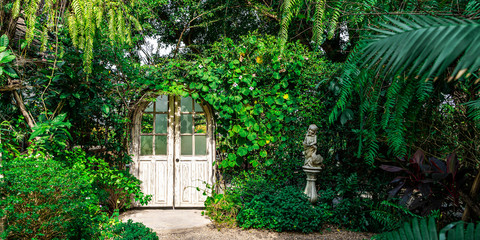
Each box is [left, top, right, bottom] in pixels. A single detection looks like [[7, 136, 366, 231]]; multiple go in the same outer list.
[[303, 124, 323, 168]]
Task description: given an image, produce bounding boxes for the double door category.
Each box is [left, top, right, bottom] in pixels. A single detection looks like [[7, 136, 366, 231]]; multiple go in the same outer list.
[[136, 95, 212, 207]]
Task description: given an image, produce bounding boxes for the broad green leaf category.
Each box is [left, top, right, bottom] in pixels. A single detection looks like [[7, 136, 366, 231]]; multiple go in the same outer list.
[[0, 35, 8, 48], [237, 147, 248, 156], [273, 72, 280, 79], [3, 67, 18, 78], [247, 132, 257, 141], [412, 218, 422, 240], [0, 55, 15, 64], [465, 223, 474, 240], [232, 125, 241, 133], [340, 108, 354, 125], [260, 150, 267, 157], [239, 129, 248, 137]]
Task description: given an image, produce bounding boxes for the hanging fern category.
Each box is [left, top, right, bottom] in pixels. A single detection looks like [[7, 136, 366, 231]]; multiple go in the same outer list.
[[7, 0, 145, 74], [279, 0, 303, 48], [326, 0, 341, 40], [329, 40, 368, 123], [312, 0, 326, 45]]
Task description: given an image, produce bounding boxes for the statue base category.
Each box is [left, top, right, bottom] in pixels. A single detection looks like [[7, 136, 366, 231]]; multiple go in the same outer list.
[[303, 166, 322, 203]]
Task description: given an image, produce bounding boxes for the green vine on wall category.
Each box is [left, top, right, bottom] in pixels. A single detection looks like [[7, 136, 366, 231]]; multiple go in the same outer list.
[[142, 33, 340, 168]]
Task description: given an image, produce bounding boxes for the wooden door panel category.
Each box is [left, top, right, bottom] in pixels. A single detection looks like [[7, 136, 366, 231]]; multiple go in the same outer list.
[[154, 161, 169, 204], [175, 159, 209, 207], [138, 161, 153, 201]]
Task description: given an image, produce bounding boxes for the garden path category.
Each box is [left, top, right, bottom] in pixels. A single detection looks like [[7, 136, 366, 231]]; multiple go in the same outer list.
[[119, 209, 374, 239]]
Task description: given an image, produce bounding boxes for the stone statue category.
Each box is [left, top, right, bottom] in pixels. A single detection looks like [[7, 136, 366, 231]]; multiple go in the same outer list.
[[303, 124, 323, 168]]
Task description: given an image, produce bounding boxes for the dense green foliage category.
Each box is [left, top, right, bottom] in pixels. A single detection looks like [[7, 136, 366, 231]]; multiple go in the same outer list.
[[107, 220, 159, 240], [0, 147, 103, 239], [1, 0, 480, 236], [237, 186, 328, 233]]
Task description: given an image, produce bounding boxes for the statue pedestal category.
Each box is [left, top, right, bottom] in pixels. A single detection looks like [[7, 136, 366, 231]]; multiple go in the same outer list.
[[303, 166, 321, 203]]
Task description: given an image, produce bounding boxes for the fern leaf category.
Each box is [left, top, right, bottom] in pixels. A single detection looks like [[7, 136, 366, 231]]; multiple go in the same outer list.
[[312, 0, 326, 45], [67, 13, 78, 47], [463, 99, 480, 121], [279, 0, 303, 49], [108, 8, 116, 42], [25, 0, 41, 44], [327, 0, 341, 40], [381, 78, 404, 129], [12, 0, 21, 18], [416, 78, 434, 102], [117, 10, 126, 43], [95, 6, 103, 28], [329, 41, 367, 123]]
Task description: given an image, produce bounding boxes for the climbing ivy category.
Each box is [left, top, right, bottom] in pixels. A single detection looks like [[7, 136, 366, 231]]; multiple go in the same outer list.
[[142, 33, 340, 168]]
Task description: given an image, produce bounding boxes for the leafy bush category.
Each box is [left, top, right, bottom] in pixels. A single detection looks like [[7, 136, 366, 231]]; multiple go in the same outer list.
[[0, 148, 104, 239], [108, 219, 159, 240], [71, 149, 152, 212], [203, 191, 241, 227], [380, 149, 467, 216], [237, 186, 329, 233]]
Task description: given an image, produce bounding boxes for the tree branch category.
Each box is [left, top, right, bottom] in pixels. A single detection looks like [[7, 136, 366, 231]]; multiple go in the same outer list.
[[13, 91, 36, 130]]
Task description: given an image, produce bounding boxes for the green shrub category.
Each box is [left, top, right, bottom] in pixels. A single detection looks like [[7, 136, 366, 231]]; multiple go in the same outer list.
[[203, 191, 241, 227], [0, 148, 104, 239], [236, 186, 329, 233], [109, 219, 159, 240]]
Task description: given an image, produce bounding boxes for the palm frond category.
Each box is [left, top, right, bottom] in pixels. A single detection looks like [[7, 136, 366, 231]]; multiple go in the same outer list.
[[361, 15, 480, 81]]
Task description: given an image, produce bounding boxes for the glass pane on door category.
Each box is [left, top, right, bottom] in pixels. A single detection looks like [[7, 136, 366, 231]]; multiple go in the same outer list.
[[155, 136, 167, 155], [155, 96, 168, 112], [181, 136, 192, 155], [181, 97, 193, 112], [155, 114, 168, 134], [140, 136, 153, 155], [195, 135, 206, 155], [180, 114, 193, 133]]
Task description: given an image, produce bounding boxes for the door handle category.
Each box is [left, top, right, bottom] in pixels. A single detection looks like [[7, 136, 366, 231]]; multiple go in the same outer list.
[[176, 158, 179, 162]]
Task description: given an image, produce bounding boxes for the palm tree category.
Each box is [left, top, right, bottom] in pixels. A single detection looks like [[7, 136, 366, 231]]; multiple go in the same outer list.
[[340, 14, 480, 221]]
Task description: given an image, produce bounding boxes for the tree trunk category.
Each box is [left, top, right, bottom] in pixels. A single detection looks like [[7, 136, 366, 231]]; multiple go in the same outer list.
[[13, 91, 36, 130], [0, 1, 19, 41]]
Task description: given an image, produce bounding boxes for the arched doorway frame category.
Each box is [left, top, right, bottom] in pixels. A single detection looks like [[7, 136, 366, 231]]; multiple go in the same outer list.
[[130, 93, 216, 207]]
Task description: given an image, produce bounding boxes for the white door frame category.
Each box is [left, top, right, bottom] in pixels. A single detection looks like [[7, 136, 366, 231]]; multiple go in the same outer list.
[[130, 94, 215, 207]]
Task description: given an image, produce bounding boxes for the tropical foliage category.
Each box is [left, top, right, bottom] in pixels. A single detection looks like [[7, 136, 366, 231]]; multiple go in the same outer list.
[[374, 217, 480, 240]]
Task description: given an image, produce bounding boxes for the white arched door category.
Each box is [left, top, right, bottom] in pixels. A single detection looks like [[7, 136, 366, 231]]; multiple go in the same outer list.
[[133, 95, 214, 207]]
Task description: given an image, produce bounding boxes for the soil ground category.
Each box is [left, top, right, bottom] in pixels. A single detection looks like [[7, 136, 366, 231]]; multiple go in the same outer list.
[[120, 209, 374, 240], [155, 224, 375, 240]]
